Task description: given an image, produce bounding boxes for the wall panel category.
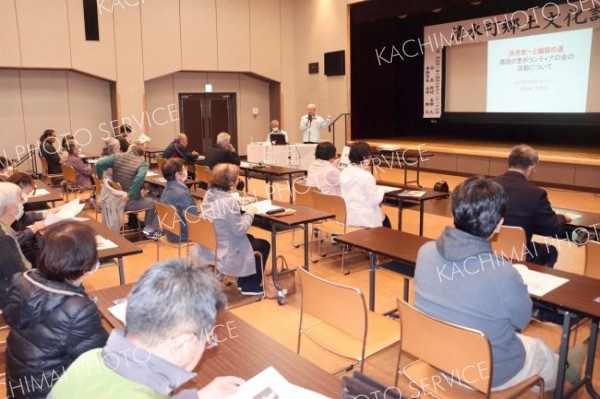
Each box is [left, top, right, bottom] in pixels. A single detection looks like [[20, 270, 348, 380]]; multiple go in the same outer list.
[[145, 75, 178, 149], [180, 0, 218, 71], [67, 71, 112, 156], [216, 0, 250, 71], [249, 0, 281, 81], [0, 0, 21, 67], [67, 0, 117, 81], [16, 0, 71, 68], [141, 0, 182, 80], [0, 70, 26, 161]]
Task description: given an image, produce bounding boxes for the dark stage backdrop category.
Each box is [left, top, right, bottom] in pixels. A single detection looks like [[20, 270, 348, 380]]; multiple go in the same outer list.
[[350, 0, 600, 146]]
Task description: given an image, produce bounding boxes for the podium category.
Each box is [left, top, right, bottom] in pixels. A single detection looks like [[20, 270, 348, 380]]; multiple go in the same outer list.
[[247, 143, 316, 170]]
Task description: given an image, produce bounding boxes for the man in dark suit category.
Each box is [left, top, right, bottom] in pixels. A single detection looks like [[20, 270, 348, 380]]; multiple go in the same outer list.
[[494, 144, 570, 267], [204, 132, 243, 191], [204, 132, 240, 169]]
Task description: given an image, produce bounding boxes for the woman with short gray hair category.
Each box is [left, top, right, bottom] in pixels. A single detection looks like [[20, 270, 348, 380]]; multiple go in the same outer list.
[[0, 182, 30, 306]]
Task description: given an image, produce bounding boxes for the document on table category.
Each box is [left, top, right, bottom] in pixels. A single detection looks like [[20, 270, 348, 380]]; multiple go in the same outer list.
[[553, 208, 581, 222], [513, 264, 569, 297], [243, 199, 282, 214], [226, 367, 329, 399], [376, 185, 402, 194], [43, 199, 85, 226], [96, 235, 118, 250], [146, 171, 159, 177], [29, 188, 51, 197], [108, 301, 127, 325], [398, 190, 426, 198]]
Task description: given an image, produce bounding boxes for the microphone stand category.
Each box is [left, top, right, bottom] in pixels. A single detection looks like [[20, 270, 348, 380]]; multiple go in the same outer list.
[[12, 144, 41, 179]]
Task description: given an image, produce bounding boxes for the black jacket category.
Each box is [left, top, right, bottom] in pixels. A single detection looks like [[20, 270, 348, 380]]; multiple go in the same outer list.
[[4, 270, 108, 399], [494, 171, 567, 249], [39, 141, 62, 175], [0, 229, 26, 308], [204, 145, 241, 169], [163, 141, 197, 162]]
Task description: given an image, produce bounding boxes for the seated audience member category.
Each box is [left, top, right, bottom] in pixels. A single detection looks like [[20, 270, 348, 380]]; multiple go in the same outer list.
[[0, 156, 10, 181], [0, 183, 29, 306], [414, 176, 585, 391], [96, 144, 160, 239], [99, 137, 121, 180], [163, 133, 199, 162], [38, 129, 62, 176], [204, 132, 241, 169], [5, 221, 108, 399], [195, 163, 269, 295], [62, 140, 94, 189], [116, 124, 132, 153], [59, 134, 75, 163], [48, 259, 243, 399], [7, 173, 47, 266], [267, 120, 288, 144], [494, 144, 568, 268], [340, 142, 391, 228], [307, 141, 341, 195], [159, 158, 198, 242]]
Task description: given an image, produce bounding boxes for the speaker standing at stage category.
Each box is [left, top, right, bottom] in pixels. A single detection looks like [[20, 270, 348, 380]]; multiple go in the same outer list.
[[299, 103, 332, 144]]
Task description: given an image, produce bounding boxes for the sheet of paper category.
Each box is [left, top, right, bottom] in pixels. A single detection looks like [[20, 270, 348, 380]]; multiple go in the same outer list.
[[108, 301, 127, 325], [398, 190, 426, 198], [29, 189, 50, 197], [43, 199, 85, 226], [513, 264, 569, 297], [96, 235, 118, 250], [243, 199, 281, 214], [146, 171, 159, 177], [553, 208, 581, 221], [227, 367, 329, 399], [377, 184, 402, 194]]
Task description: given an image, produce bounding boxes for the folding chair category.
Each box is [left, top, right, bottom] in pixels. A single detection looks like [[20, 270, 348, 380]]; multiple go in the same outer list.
[[311, 191, 364, 274], [396, 299, 544, 398], [297, 268, 400, 374]]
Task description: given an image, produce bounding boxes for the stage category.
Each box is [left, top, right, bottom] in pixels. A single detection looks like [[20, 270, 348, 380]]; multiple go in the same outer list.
[[362, 138, 600, 191]]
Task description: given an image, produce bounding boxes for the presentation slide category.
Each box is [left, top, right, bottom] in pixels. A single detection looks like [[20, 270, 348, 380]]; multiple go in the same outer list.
[[486, 29, 594, 113]]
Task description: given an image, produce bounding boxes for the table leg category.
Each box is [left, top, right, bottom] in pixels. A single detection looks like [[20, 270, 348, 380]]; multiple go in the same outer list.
[[369, 252, 376, 311], [415, 159, 422, 188], [585, 320, 600, 399], [555, 311, 575, 399], [419, 201, 424, 236], [118, 258, 125, 286], [303, 222, 309, 270], [289, 174, 294, 204], [397, 200, 404, 231]]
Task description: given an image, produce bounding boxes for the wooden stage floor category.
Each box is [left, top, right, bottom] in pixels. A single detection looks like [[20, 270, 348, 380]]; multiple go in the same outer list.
[[364, 137, 600, 167]]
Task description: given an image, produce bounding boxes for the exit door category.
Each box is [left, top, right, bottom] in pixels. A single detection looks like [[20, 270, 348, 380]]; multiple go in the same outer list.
[[179, 93, 237, 154]]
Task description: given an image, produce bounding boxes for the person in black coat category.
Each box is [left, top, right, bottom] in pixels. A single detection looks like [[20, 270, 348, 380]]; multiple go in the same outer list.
[[493, 144, 569, 267], [4, 221, 108, 399], [204, 132, 241, 169], [38, 129, 62, 175]]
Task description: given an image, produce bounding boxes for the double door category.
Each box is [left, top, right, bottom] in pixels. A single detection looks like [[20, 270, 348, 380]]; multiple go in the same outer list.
[[179, 93, 237, 154]]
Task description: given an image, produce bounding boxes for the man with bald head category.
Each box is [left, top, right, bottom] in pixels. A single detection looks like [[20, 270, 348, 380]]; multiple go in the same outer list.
[[299, 104, 332, 144], [493, 144, 570, 267], [163, 133, 199, 162]]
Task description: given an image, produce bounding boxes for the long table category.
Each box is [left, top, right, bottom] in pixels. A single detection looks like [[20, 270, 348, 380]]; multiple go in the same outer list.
[[335, 227, 600, 399], [93, 284, 341, 398], [83, 215, 143, 285], [239, 163, 307, 204], [30, 180, 63, 207], [379, 182, 449, 235]]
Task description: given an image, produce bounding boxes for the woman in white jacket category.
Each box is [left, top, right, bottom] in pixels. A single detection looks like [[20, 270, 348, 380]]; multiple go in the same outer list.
[[340, 142, 391, 229]]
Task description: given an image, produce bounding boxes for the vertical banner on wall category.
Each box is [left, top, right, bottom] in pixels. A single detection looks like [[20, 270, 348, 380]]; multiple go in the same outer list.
[[422, 2, 600, 118]]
